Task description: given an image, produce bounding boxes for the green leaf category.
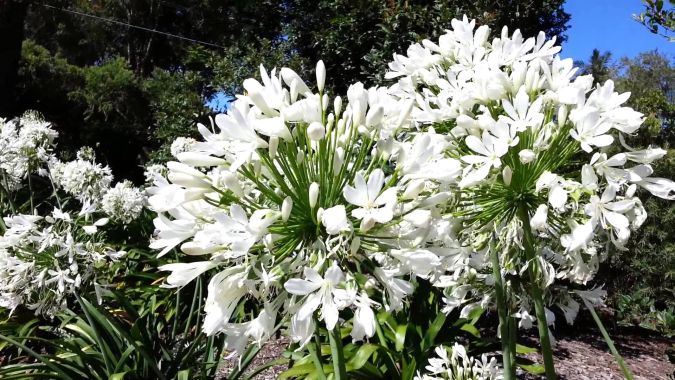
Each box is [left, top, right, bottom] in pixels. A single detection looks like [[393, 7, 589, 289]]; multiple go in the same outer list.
[[421, 313, 446, 351], [519, 363, 546, 375], [346, 344, 379, 371], [109, 372, 127, 380], [395, 324, 407, 352], [459, 323, 481, 338], [516, 344, 538, 354], [279, 363, 316, 379]]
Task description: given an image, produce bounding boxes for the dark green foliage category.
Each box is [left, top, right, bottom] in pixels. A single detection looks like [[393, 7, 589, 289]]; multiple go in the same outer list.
[[634, 0, 675, 40]]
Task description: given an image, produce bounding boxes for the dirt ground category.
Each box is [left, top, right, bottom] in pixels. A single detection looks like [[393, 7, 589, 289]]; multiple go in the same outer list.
[[218, 326, 674, 379]]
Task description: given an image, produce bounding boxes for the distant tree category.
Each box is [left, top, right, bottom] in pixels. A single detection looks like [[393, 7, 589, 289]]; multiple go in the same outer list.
[[578, 49, 615, 85]]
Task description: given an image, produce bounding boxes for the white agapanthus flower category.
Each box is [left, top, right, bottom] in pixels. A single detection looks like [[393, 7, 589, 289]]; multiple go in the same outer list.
[[101, 180, 145, 223], [0, 112, 57, 189], [148, 61, 464, 356], [414, 343, 502, 380], [0, 114, 137, 316], [49, 147, 113, 205], [385, 15, 675, 332]]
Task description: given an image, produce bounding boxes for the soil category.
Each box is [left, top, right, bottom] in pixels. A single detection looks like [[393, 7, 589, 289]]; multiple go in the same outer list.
[[218, 326, 675, 379]]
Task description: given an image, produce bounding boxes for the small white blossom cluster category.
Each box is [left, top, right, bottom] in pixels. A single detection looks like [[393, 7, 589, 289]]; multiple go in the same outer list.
[[0, 113, 144, 316], [414, 343, 501, 380], [0, 210, 123, 316], [385, 16, 675, 328], [0, 112, 58, 190], [48, 147, 113, 205], [101, 181, 145, 224]]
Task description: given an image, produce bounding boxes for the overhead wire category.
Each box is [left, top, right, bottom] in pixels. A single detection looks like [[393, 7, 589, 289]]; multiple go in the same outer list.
[[39, 3, 228, 50]]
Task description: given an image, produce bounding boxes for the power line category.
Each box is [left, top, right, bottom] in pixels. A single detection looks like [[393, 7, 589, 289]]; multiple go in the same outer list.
[[39, 3, 228, 50]]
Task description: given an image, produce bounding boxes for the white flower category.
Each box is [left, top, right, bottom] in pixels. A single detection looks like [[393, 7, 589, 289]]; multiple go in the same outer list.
[[343, 169, 396, 231], [459, 132, 508, 187], [101, 181, 145, 223], [284, 263, 344, 330], [159, 261, 218, 288], [321, 205, 351, 235], [351, 292, 377, 342]]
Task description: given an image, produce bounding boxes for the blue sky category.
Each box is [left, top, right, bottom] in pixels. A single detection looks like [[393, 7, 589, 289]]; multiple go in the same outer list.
[[562, 0, 673, 62]]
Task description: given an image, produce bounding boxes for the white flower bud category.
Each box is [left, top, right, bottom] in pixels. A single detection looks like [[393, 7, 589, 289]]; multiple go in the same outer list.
[[333, 147, 345, 175], [264, 234, 275, 251], [402, 179, 425, 199], [502, 166, 513, 186], [350, 236, 361, 255], [519, 149, 536, 164], [316, 60, 326, 92], [296, 151, 304, 164], [365, 105, 384, 127], [322, 94, 329, 111], [290, 79, 299, 103], [268, 136, 279, 159], [309, 182, 319, 208], [558, 105, 568, 127], [281, 196, 293, 222], [334, 96, 342, 117], [530, 204, 548, 231], [307, 122, 325, 141], [316, 207, 324, 222]]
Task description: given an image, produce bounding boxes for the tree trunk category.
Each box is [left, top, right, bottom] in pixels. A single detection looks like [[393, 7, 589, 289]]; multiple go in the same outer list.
[[0, 0, 27, 118]]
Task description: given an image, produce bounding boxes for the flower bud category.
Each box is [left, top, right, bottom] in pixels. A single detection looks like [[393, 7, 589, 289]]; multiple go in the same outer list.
[[519, 149, 536, 164], [365, 105, 384, 127], [557, 105, 568, 127], [350, 236, 361, 255], [322, 94, 329, 111], [296, 151, 304, 164], [530, 204, 548, 231], [334, 96, 342, 117], [263, 234, 275, 251], [309, 182, 319, 208], [307, 122, 325, 141], [268, 136, 279, 159], [402, 179, 425, 199], [502, 166, 512, 186], [333, 147, 344, 175], [290, 79, 299, 103], [281, 196, 293, 222], [316, 60, 326, 92]]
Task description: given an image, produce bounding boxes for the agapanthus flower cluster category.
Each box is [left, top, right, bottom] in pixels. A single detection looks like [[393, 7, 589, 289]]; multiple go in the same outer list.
[[0, 210, 123, 315], [102, 181, 146, 223], [0, 112, 58, 190], [414, 343, 501, 380], [48, 147, 113, 205], [147, 62, 476, 355], [385, 16, 675, 329], [0, 114, 144, 316]]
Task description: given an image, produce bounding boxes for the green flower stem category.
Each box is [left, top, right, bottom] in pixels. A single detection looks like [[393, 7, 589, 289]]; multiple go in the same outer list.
[[517, 205, 557, 380], [328, 327, 347, 380], [489, 236, 516, 380]]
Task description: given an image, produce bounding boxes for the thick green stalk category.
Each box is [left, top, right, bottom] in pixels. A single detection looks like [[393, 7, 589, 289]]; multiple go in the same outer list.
[[517, 206, 557, 380], [488, 237, 516, 380], [328, 327, 347, 380]]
